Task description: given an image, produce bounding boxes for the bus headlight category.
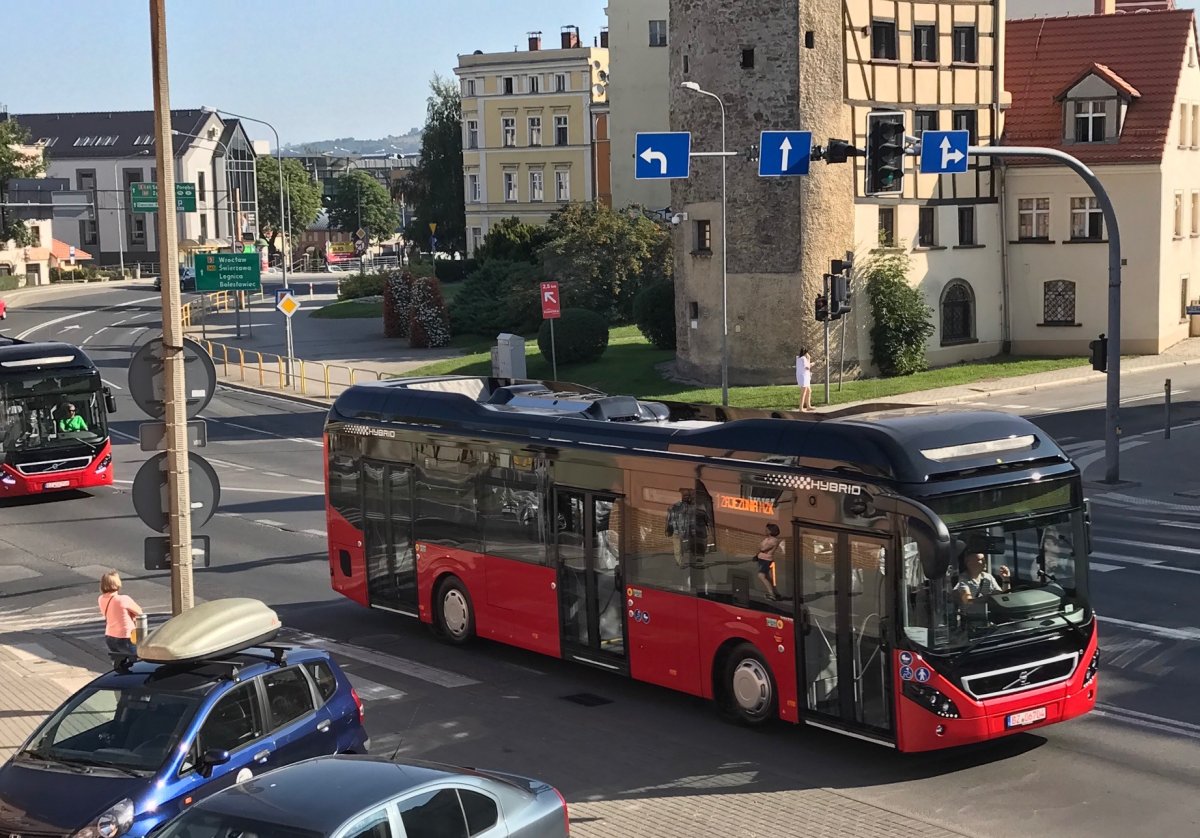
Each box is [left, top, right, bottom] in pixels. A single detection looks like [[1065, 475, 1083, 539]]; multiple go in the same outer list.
[[95, 455, 112, 475], [1, 474, 15, 486], [903, 682, 961, 719], [1084, 650, 1099, 686]]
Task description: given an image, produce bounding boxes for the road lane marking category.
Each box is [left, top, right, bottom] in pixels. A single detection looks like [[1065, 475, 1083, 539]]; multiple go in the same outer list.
[[1089, 551, 1200, 575], [110, 429, 138, 442], [254, 519, 288, 528], [302, 529, 326, 537], [1089, 562, 1122, 572], [1161, 521, 1200, 531], [1098, 615, 1200, 641], [102, 379, 124, 390], [15, 295, 160, 340], [113, 479, 312, 497], [1099, 537, 1200, 558], [218, 419, 323, 448], [345, 676, 406, 702], [1092, 703, 1200, 743], [291, 632, 480, 688]]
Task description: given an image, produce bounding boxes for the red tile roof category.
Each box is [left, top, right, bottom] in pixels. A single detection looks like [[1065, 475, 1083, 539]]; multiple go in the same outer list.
[[1004, 10, 1195, 165], [1054, 63, 1141, 101]]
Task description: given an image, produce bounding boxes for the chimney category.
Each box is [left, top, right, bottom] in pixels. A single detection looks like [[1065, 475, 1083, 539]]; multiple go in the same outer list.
[[561, 25, 580, 49], [528, 31, 542, 51], [600, 27, 609, 48]]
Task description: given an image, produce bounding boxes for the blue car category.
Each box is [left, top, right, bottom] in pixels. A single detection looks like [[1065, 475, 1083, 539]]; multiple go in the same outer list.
[[0, 600, 369, 838]]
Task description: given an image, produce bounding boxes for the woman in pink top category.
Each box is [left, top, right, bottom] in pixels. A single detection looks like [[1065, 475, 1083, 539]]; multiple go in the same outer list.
[[98, 570, 142, 658]]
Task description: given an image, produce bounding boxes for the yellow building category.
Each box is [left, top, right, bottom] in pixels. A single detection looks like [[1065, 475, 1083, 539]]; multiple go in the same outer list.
[[454, 26, 611, 257]]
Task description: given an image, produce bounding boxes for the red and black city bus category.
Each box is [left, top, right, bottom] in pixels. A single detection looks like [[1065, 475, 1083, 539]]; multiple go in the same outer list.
[[0, 337, 117, 497], [324, 376, 1098, 752]]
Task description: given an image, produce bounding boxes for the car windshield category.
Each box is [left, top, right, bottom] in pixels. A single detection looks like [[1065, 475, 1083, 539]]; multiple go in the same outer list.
[[0, 373, 106, 453], [22, 686, 200, 774], [156, 810, 322, 838], [900, 509, 1090, 654]]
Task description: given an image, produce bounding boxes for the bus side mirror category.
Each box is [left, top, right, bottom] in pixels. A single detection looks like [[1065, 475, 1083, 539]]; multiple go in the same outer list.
[[1083, 499, 1093, 555], [104, 387, 117, 414], [909, 518, 953, 579]]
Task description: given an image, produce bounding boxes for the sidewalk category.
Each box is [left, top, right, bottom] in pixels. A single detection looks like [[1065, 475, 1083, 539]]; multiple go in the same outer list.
[[1079, 418, 1200, 511], [0, 635, 96, 762]]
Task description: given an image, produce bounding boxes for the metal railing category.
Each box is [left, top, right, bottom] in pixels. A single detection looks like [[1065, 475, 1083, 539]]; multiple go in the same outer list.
[[197, 338, 391, 400]]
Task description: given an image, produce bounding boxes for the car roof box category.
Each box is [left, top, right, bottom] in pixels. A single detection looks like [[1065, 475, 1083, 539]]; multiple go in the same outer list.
[[137, 598, 282, 664]]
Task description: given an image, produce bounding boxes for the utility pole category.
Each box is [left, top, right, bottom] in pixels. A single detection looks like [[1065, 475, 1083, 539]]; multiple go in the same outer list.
[[149, 0, 194, 614]]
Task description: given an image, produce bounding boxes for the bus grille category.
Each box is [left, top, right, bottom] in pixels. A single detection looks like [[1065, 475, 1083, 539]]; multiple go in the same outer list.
[[15, 456, 92, 475], [960, 652, 1079, 700]]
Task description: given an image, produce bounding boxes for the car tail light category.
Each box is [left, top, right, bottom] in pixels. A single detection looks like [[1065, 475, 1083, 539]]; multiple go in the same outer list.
[[351, 685, 365, 724], [553, 786, 570, 835]]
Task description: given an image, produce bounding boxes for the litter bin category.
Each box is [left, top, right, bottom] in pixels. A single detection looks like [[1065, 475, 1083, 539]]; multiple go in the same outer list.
[[132, 613, 150, 647]]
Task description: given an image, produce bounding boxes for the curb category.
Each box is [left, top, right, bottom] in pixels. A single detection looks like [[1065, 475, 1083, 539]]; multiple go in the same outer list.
[[3, 278, 141, 311], [217, 379, 335, 411]]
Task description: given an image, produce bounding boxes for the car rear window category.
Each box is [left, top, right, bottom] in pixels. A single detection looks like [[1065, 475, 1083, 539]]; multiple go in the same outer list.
[[303, 660, 338, 703]]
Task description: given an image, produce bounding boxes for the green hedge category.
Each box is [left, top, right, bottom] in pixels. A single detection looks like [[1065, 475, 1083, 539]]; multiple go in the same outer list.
[[632, 281, 677, 350], [0, 275, 18, 292], [434, 259, 477, 283], [337, 272, 387, 300], [538, 308, 609, 365]]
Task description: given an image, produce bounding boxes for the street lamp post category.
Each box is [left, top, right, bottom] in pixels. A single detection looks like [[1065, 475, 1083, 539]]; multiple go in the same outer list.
[[112, 150, 151, 277], [681, 82, 729, 406]]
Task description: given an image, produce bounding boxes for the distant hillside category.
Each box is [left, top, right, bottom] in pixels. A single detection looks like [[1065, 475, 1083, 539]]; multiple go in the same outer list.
[[285, 128, 423, 156]]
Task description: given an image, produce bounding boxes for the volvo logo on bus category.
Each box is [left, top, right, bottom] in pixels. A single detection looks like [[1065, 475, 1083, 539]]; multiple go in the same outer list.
[[796, 476, 863, 496]]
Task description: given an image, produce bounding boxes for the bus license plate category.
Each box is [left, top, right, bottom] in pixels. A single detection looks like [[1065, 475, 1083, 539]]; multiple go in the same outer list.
[[44, 480, 70, 489], [1006, 707, 1047, 728]]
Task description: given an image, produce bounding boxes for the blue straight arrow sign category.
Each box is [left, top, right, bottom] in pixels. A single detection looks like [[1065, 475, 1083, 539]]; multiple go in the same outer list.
[[758, 131, 813, 177], [635, 132, 692, 179], [919, 130, 970, 174]]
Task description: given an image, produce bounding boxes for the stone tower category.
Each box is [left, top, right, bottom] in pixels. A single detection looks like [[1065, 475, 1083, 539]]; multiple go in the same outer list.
[[669, 0, 856, 386]]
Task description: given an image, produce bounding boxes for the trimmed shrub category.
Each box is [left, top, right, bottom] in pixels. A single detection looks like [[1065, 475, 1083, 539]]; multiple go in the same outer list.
[[338, 272, 387, 300], [450, 259, 542, 336], [0, 275, 18, 292], [434, 259, 477, 283], [538, 308, 609, 365], [864, 253, 934, 376], [632, 280, 677, 349], [383, 271, 414, 339], [409, 277, 452, 348]]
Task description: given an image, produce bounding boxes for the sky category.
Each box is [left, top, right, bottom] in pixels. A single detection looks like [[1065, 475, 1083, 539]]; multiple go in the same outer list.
[[3, 0, 609, 147], [5, 0, 1198, 148]]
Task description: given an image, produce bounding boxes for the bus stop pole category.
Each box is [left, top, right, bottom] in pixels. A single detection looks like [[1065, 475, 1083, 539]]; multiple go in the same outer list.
[[966, 146, 1122, 483]]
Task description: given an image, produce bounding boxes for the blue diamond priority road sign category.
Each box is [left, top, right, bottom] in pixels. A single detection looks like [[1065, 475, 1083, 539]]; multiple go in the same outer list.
[[758, 131, 813, 177], [635, 132, 691, 180], [919, 130, 970, 174]]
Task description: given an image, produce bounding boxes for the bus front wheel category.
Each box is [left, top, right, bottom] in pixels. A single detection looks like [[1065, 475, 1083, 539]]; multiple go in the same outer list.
[[435, 577, 475, 645], [719, 643, 777, 726]]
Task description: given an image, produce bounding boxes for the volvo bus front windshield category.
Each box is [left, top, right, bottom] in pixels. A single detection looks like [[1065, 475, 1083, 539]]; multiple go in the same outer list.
[[0, 374, 106, 454], [900, 480, 1090, 654]]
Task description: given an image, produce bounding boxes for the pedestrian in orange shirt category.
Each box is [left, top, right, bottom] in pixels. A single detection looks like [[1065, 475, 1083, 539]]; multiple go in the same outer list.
[[98, 570, 143, 658]]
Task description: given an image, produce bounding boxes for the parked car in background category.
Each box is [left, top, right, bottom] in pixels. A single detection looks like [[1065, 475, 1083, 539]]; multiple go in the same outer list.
[[0, 599, 368, 838], [153, 755, 571, 838], [153, 265, 196, 292]]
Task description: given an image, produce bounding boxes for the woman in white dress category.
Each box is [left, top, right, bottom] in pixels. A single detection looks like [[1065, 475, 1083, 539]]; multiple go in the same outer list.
[[796, 347, 813, 411]]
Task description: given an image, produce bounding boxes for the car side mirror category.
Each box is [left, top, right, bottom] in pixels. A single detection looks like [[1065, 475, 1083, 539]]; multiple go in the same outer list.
[[104, 387, 117, 414], [199, 748, 230, 777]]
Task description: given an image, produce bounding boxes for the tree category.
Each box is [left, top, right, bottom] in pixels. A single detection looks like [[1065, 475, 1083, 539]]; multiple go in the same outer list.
[[328, 170, 400, 244], [255, 156, 323, 259], [0, 120, 47, 246], [538, 204, 672, 322], [474, 216, 553, 264], [864, 252, 935, 376], [405, 76, 465, 252]]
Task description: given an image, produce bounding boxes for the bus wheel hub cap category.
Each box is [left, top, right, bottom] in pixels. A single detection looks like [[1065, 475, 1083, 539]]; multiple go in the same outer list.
[[443, 590, 469, 635], [732, 659, 770, 713]]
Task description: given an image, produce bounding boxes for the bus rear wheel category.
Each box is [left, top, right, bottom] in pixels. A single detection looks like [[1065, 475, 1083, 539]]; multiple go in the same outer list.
[[720, 643, 777, 726], [435, 577, 475, 645]]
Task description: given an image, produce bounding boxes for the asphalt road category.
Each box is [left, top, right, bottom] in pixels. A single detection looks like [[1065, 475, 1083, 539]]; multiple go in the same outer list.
[[2, 285, 1199, 837]]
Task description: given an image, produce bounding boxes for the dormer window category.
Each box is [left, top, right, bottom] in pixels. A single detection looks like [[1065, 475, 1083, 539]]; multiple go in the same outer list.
[[1074, 100, 1106, 143]]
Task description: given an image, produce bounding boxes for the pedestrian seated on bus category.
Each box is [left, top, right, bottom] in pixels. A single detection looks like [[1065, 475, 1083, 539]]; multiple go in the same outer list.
[[955, 544, 1011, 606], [57, 402, 88, 433]]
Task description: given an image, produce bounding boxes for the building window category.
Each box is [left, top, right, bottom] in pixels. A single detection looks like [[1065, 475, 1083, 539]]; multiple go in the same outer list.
[[918, 207, 936, 247], [555, 73, 567, 92], [528, 116, 542, 146], [502, 117, 516, 147], [503, 172, 517, 202], [199, 213, 208, 241], [131, 216, 146, 246], [468, 173, 480, 202], [554, 115, 569, 146], [1183, 276, 1191, 320], [1175, 191, 1184, 237], [940, 280, 975, 344], [741, 47, 755, 69], [958, 206, 976, 246], [1181, 104, 1189, 147], [1074, 100, 1105, 143], [952, 110, 977, 144], [77, 170, 96, 193], [1018, 197, 1050, 240], [27, 225, 41, 245], [683, 54, 690, 74], [465, 78, 476, 97], [470, 227, 483, 253], [913, 24, 937, 63], [649, 19, 667, 47], [503, 76, 514, 95], [1070, 197, 1104, 240], [79, 219, 98, 246], [1192, 191, 1199, 235], [1043, 279, 1077, 326], [1192, 104, 1199, 149], [197, 171, 206, 204], [871, 20, 897, 61], [529, 75, 540, 94], [555, 169, 570, 201], [951, 26, 977, 63], [529, 170, 544, 202], [878, 206, 895, 247], [694, 219, 712, 252], [466, 120, 478, 149], [914, 110, 939, 137]]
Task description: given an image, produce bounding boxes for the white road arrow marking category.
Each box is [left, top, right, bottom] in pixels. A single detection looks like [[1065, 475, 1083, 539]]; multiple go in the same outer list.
[[61, 324, 81, 332], [639, 146, 668, 175], [779, 136, 792, 172], [940, 136, 965, 169]]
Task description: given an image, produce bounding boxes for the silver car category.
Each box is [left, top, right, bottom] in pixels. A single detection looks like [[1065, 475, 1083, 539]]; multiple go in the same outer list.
[[152, 754, 570, 837]]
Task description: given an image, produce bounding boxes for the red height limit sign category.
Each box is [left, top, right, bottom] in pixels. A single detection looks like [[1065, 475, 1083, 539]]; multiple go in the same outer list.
[[540, 281, 561, 319]]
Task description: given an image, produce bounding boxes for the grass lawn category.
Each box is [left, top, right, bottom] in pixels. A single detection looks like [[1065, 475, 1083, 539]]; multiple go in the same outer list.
[[405, 326, 1089, 409], [310, 299, 383, 319]]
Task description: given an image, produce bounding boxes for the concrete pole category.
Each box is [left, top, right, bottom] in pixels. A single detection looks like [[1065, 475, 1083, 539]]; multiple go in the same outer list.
[[149, 0, 194, 614]]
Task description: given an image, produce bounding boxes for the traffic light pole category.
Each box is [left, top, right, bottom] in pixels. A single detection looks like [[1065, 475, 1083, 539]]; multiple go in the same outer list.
[[823, 273, 831, 406], [960, 145, 1123, 483]]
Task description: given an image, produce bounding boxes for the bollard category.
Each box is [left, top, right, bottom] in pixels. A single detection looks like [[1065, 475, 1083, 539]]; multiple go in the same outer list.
[[1165, 378, 1172, 440]]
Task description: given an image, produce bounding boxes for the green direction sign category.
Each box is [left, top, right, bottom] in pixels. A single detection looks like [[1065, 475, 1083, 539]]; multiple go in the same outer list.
[[130, 182, 198, 213], [194, 253, 261, 291]]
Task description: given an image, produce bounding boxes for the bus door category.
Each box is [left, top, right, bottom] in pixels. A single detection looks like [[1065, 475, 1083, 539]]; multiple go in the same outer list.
[[362, 460, 417, 616], [553, 489, 628, 670], [795, 526, 892, 739]]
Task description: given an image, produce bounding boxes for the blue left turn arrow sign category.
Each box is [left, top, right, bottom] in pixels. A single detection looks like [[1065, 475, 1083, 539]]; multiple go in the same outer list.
[[635, 132, 691, 180]]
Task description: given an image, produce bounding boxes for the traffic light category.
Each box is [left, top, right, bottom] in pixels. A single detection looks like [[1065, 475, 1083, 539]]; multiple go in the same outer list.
[[830, 273, 852, 319], [1089, 334, 1108, 373], [866, 111, 906, 196], [815, 294, 829, 322]]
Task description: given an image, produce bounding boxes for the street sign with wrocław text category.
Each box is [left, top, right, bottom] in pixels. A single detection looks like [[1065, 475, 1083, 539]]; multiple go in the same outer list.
[[194, 252, 261, 291], [130, 182, 197, 213]]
